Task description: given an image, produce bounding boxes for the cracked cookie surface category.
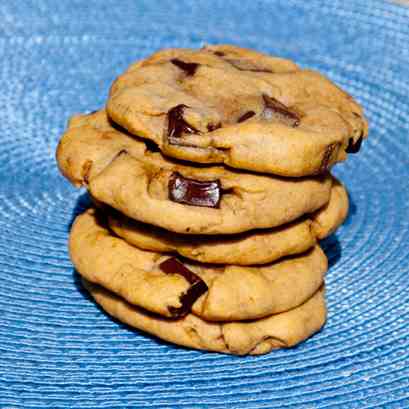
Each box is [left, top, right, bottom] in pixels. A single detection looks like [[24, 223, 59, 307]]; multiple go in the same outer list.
[[106, 44, 368, 177]]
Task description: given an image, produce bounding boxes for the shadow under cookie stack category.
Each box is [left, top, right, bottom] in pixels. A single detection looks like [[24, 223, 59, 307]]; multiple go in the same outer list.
[[57, 45, 368, 355]]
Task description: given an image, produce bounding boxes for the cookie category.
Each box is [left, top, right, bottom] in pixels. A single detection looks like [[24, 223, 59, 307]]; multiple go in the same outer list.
[[107, 178, 348, 265], [57, 110, 332, 235], [311, 178, 349, 239], [106, 44, 368, 177], [70, 209, 327, 321], [83, 279, 326, 355], [108, 214, 316, 266]]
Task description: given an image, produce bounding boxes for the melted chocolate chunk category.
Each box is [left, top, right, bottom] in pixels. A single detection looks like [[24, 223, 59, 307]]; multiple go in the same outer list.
[[345, 136, 363, 154], [159, 257, 208, 318], [213, 51, 226, 57], [262, 94, 301, 127], [159, 258, 200, 285], [238, 111, 256, 123], [171, 58, 199, 76], [169, 172, 221, 208], [167, 105, 199, 140]]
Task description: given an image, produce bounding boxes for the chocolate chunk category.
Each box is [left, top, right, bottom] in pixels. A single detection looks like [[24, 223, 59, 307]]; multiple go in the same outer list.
[[159, 257, 208, 318], [159, 257, 201, 285], [171, 58, 199, 76], [238, 111, 256, 123], [167, 105, 199, 141], [169, 172, 221, 208], [345, 136, 363, 154], [213, 51, 226, 57], [207, 122, 222, 132], [168, 281, 208, 317], [262, 94, 300, 127], [319, 143, 338, 173]]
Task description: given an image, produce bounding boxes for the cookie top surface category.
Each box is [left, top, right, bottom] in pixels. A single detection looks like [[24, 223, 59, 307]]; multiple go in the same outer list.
[[57, 110, 332, 234], [71, 209, 327, 321], [106, 44, 368, 177]]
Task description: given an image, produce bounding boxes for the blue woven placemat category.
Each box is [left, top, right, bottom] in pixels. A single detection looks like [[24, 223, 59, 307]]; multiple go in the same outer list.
[[1, 1, 409, 408]]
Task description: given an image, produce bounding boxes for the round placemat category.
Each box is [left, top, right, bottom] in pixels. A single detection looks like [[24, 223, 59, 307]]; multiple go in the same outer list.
[[1, 1, 409, 408]]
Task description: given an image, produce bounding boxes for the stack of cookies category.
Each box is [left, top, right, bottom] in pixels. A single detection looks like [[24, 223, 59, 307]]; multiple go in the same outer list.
[[56, 45, 368, 355]]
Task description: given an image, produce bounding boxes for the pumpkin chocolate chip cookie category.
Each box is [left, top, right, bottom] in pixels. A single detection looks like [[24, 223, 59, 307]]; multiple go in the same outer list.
[[106, 44, 368, 177]]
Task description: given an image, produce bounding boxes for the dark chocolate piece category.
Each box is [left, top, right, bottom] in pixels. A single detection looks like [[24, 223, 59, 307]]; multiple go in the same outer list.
[[238, 111, 256, 123], [169, 172, 221, 208], [213, 51, 226, 57], [159, 257, 200, 285], [171, 58, 199, 76], [167, 105, 199, 140], [345, 136, 363, 154], [168, 281, 208, 317], [159, 258, 208, 318], [262, 94, 300, 127]]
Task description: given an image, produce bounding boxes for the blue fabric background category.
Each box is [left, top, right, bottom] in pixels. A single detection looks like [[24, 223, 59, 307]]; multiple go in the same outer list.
[[1, 1, 409, 407]]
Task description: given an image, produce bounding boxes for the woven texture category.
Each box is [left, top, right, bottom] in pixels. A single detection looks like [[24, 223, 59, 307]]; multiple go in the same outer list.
[[1, 1, 409, 407]]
